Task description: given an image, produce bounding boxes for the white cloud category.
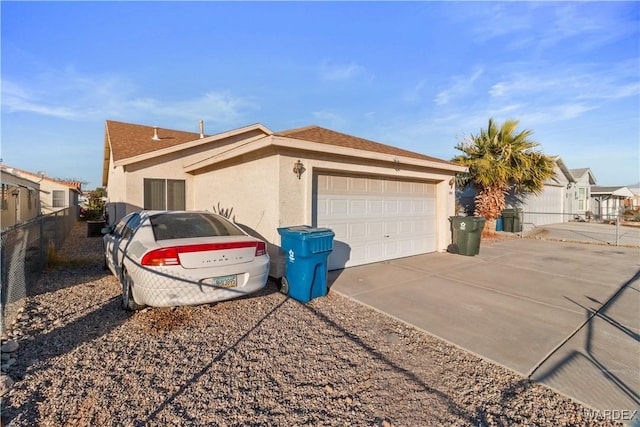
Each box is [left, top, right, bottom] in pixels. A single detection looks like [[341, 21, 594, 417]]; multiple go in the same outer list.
[[486, 65, 639, 122], [459, 2, 635, 53], [520, 103, 598, 125], [320, 61, 368, 82], [434, 66, 483, 106], [2, 80, 78, 119], [312, 110, 347, 128], [1, 68, 259, 127], [402, 79, 428, 103]]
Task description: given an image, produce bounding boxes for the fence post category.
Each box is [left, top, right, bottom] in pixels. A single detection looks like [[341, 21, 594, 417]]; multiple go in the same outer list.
[[40, 218, 46, 270]]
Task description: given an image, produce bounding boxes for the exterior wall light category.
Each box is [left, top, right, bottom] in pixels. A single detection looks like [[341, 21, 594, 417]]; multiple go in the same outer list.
[[293, 160, 305, 179]]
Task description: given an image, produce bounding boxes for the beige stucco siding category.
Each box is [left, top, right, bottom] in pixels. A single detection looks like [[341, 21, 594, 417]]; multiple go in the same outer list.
[[192, 154, 280, 236], [191, 153, 283, 276], [1, 187, 39, 228]]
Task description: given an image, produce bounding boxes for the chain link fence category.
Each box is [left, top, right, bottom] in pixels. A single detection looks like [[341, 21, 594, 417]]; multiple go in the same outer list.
[[1, 208, 75, 335], [500, 209, 640, 247]]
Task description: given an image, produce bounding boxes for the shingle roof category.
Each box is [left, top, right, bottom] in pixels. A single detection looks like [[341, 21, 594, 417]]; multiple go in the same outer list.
[[0, 165, 81, 191], [106, 120, 203, 162], [106, 121, 455, 167], [275, 125, 455, 165]]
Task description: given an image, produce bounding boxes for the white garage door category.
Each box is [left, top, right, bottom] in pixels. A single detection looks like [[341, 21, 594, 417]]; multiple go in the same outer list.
[[521, 185, 565, 227], [315, 174, 437, 270]]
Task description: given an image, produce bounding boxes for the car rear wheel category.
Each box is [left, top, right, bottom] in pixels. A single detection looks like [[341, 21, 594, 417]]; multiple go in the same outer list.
[[122, 269, 144, 311]]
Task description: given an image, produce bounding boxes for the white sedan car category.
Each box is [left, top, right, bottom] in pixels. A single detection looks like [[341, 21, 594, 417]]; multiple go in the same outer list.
[[102, 210, 270, 310]]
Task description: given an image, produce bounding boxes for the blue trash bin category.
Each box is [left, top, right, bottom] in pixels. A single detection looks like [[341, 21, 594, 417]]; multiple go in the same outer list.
[[277, 225, 335, 303]]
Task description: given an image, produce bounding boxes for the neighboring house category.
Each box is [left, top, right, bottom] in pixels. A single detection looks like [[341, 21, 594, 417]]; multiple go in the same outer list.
[[505, 156, 576, 227], [0, 165, 82, 217], [14, 170, 81, 215], [590, 186, 635, 220], [457, 157, 594, 229], [628, 186, 640, 209], [569, 168, 597, 218], [102, 120, 466, 277], [0, 166, 41, 229]]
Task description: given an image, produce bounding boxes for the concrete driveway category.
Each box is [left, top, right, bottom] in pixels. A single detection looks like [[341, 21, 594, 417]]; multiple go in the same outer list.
[[328, 236, 640, 419]]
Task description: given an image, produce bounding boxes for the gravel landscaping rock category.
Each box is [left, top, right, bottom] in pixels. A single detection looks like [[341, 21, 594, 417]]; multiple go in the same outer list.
[[0, 222, 622, 426]]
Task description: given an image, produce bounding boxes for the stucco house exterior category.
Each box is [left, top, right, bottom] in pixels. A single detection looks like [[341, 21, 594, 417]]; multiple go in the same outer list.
[[0, 166, 41, 229], [102, 120, 466, 277], [6, 168, 82, 216]]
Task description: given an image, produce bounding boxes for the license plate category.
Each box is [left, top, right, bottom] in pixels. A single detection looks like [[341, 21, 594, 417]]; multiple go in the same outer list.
[[211, 275, 237, 288]]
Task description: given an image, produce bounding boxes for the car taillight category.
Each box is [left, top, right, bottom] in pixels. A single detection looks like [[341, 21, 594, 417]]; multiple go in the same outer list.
[[255, 241, 266, 257], [141, 247, 180, 266], [141, 241, 267, 266]]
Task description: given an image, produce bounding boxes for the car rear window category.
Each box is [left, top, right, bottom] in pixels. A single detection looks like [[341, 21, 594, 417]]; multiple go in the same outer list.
[[149, 212, 244, 240]]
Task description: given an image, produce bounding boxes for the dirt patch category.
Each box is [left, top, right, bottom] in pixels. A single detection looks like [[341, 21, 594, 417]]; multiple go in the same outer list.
[[133, 307, 195, 335]]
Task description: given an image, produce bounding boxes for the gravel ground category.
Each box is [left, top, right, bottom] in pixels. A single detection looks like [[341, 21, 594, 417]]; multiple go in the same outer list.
[[0, 222, 621, 426]]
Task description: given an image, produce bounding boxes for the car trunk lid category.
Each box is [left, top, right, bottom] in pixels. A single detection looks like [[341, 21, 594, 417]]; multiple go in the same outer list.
[[153, 236, 264, 269]]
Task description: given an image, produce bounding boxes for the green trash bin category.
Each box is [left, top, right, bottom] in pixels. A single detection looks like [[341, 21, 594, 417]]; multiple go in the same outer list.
[[502, 208, 522, 232], [449, 216, 486, 256]]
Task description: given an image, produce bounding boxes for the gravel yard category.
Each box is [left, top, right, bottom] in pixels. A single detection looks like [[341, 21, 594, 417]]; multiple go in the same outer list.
[[1, 222, 620, 426]]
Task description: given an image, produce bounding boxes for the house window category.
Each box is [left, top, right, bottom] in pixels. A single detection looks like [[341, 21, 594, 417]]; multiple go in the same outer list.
[[144, 179, 185, 210], [578, 187, 587, 211], [52, 190, 65, 208], [28, 190, 32, 210]]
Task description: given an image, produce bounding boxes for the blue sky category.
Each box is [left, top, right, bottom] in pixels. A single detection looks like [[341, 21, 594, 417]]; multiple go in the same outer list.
[[1, 1, 638, 189]]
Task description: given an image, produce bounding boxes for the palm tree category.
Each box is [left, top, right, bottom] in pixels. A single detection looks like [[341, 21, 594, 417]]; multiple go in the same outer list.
[[452, 118, 556, 235]]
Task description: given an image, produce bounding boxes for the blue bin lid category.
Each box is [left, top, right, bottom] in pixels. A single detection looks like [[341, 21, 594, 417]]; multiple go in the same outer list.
[[277, 225, 334, 239]]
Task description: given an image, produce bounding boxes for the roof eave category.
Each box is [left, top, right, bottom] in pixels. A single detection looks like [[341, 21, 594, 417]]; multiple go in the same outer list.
[[184, 135, 466, 174], [113, 123, 273, 168]]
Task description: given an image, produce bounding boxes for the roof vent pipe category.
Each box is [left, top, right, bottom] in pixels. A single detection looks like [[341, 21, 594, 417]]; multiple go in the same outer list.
[[152, 126, 160, 141], [199, 120, 204, 139]]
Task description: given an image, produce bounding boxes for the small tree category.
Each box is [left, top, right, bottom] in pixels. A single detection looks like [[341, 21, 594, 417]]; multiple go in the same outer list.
[[452, 118, 556, 235], [83, 189, 106, 220]]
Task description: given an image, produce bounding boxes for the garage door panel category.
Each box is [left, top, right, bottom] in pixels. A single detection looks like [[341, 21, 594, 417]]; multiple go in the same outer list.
[[399, 220, 413, 235], [329, 199, 348, 215], [399, 200, 413, 214], [316, 174, 436, 269], [387, 240, 400, 255], [385, 221, 399, 235], [332, 176, 349, 191], [368, 200, 383, 215], [351, 177, 367, 192], [367, 243, 385, 260], [367, 221, 385, 238], [349, 223, 366, 238], [400, 181, 413, 193], [350, 199, 367, 215], [317, 199, 328, 216], [329, 223, 349, 239], [384, 200, 398, 214]]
